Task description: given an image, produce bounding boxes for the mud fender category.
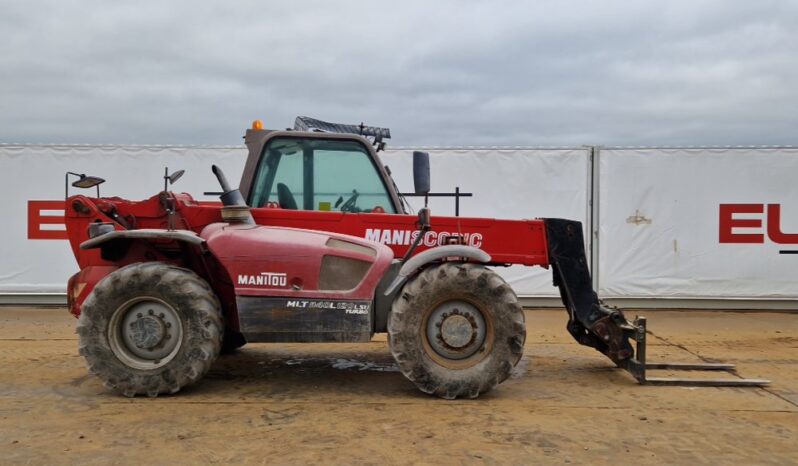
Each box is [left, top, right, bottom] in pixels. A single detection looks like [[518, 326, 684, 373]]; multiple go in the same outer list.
[[384, 245, 491, 296], [80, 228, 204, 249]]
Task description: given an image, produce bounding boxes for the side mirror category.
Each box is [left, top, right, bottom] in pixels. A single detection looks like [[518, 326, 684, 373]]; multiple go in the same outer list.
[[72, 175, 105, 189], [163, 167, 185, 192], [65, 171, 105, 198], [168, 169, 185, 185], [413, 151, 430, 194]]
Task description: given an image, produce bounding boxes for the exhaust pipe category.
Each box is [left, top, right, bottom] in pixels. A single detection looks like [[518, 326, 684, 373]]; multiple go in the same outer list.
[[212, 165, 254, 225]]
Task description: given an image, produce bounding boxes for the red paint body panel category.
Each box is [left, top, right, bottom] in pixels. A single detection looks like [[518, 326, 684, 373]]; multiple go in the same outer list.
[[64, 192, 550, 317], [202, 222, 394, 300], [178, 205, 550, 266], [66, 193, 550, 268], [66, 266, 119, 317]]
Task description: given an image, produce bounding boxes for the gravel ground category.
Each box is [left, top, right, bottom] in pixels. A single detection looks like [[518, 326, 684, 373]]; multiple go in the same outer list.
[[0, 307, 796, 465]]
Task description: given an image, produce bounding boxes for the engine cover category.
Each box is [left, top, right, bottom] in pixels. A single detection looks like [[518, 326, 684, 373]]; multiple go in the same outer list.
[[202, 223, 393, 342]]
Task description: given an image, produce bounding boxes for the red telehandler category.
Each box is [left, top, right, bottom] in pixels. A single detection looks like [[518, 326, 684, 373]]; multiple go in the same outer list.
[[64, 117, 767, 398]]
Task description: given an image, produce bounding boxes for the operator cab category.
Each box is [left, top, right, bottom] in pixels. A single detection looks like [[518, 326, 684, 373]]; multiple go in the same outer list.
[[241, 117, 405, 214], [250, 137, 397, 213]]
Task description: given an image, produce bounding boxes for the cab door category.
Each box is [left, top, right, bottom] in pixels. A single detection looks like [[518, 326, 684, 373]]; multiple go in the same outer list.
[[248, 136, 399, 214]]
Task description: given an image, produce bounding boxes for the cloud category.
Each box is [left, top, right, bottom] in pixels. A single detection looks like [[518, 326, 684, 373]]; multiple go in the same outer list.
[[1, 0, 796, 147]]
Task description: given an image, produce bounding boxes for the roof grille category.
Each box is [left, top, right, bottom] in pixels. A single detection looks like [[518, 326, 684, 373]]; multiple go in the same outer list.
[[293, 116, 391, 150]]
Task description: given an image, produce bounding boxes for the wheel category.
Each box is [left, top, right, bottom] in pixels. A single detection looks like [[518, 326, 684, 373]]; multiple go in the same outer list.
[[76, 262, 223, 397], [388, 263, 526, 399]]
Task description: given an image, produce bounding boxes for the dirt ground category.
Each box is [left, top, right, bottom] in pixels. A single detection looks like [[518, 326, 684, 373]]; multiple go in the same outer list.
[[0, 307, 796, 465]]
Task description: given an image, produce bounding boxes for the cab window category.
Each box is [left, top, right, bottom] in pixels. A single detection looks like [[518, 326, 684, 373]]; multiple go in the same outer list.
[[250, 137, 397, 213]]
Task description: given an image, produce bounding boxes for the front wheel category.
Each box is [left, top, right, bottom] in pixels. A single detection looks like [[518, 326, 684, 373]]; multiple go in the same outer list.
[[388, 263, 526, 399], [76, 262, 223, 397]]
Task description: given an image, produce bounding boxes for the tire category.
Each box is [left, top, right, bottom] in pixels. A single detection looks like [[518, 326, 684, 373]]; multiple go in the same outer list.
[[388, 263, 526, 399], [76, 262, 223, 397]]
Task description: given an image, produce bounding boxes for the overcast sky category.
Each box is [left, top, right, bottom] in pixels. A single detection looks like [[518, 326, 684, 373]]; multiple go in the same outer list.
[[1, 1, 796, 147]]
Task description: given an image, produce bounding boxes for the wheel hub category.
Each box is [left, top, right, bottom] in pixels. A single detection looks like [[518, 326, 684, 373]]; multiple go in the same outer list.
[[129, 315, 166, 350], [426, 300, 487, 361], [440, 314, 473, 348], [110, 298, 183, 368]]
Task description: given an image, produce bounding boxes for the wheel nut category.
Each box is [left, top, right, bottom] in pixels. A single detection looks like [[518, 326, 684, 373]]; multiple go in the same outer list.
[[137, 313, 143, 318], [159, 313, 165, 318], [148, 309, 154, 315], [166, 323, 172, 328], [165, 334, 171, 340]]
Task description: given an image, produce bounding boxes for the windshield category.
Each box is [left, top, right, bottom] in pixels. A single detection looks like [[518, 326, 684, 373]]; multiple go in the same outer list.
[[250, 137, 397, 213]]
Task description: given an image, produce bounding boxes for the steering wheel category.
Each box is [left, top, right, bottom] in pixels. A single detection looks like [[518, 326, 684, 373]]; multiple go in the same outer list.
[[337, 190, 360, 212], [277, 183, 298, 209]]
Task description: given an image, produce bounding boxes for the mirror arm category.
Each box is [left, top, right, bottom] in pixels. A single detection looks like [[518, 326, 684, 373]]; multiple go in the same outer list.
[[401, 207, 431, 263], [65, 172, 78, 198], [65, 172, 84, 199]]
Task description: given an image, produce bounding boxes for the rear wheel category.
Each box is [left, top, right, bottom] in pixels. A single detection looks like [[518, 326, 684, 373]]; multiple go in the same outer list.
[[388, 263, 526, 399], [76, 262, 223, 397]]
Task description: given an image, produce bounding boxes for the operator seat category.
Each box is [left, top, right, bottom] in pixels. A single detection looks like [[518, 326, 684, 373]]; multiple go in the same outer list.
[[277, 183, 298, 210]]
